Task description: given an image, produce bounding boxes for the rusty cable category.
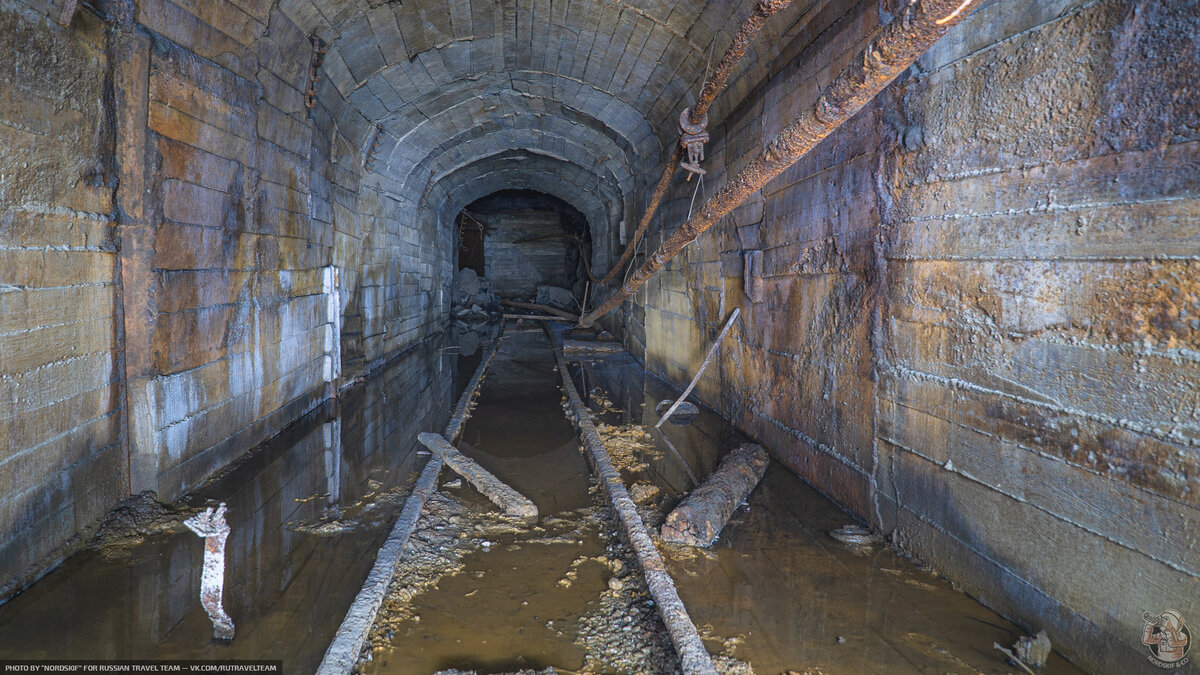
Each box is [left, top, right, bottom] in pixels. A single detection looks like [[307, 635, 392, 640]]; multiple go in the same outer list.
[[579, 0, 983, 328], [599, 0, 796, 285]]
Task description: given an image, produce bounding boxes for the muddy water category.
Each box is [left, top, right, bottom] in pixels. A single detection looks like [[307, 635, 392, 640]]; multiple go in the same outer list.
[[363, 329, 611, 674], [0, 324, 1089, 674], [0, 342, 455, 668]]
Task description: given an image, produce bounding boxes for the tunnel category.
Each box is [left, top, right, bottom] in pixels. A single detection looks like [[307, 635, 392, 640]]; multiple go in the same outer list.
[[0, 0, 1197, 673]]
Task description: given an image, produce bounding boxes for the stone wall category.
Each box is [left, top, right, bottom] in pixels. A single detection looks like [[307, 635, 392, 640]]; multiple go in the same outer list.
[[634, 1, 1200, 672], [0, 0, 450, 601], [0, 3, 123, 600]]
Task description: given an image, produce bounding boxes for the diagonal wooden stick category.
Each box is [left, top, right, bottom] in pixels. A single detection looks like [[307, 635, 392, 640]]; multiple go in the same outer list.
[[656, 308, 740, 428]]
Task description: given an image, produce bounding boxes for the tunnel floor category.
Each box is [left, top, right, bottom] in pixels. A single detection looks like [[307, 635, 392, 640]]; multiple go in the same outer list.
[[0, 326, 1085, 674]]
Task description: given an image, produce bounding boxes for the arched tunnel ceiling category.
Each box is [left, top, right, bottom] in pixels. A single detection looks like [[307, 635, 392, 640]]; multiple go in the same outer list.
[[439, 151, 621, 228], [280, 0, 818, 245]]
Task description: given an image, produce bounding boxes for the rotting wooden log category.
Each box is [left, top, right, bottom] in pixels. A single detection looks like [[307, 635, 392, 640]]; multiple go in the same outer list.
[[318, 322, 505, 675], [656, 308, 739, 428], [502, 313, 575, 323], [547, 326, 717, 675], [417, 432, 538, 522], [562, 339, 625, 355], [579, 0, 983, 327], [600, 0, 796, 284], [501, 299, 579, 322], [661, 444, 769, 547]]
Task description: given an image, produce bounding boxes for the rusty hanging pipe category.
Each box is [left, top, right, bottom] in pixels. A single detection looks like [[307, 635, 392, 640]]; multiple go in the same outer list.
[[599, 0, 795, 285], [580, 0, 982, 328]]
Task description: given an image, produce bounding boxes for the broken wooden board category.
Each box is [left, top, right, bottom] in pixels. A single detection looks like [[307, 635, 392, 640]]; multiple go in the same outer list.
[[417, 432, 538, 522], [562, 340, 624, 354]]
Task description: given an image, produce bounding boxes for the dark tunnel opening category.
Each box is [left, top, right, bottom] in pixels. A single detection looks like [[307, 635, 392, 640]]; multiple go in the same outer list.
[[455, 190, 593, 304]]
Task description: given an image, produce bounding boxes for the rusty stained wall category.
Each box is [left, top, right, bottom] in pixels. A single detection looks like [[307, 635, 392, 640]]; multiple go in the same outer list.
[[634, 1, 1200, 673], [0, 0, 451, 601], [0, 4, 122, 600]]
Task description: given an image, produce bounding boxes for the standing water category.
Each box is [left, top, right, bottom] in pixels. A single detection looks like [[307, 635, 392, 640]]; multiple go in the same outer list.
[[0, 324, 1085, 674]]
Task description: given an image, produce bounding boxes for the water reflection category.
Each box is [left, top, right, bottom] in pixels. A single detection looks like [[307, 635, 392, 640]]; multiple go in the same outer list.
[[577, 352, 1086, 674], [0, 340, 455, 668]]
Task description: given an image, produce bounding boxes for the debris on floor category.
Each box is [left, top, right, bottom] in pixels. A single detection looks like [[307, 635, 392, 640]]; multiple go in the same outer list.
[[828, 524, 884, 547], [592, 423, 660, 475], [995, 629, 1052, 673], [630, 483, 660, 505], [90, 493, 202, 560], [432, 662, 556, 667], [535, 285, 577, 312], [655, 399, 699, 424], [660, 444, 769, 547], [287, 475, 414, 536]]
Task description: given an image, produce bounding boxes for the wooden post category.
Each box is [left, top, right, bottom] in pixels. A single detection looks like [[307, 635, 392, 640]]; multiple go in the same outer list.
[[183, 504, 235, 640]]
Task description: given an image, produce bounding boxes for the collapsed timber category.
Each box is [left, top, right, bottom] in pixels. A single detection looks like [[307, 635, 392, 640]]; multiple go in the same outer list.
[[317, 321, 506, 674], [546, 325, 719, 675], [581, 0, 982, 326]]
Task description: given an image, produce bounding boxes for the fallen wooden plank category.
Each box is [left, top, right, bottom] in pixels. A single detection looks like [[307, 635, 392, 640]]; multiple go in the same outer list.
[[417, 432, 538, 522], [547, 326, 717, 675], [502, 313, 575, 322], [661, 444, 769, 547], [562, 339, 624, 354], [501, 299, 579, 321]]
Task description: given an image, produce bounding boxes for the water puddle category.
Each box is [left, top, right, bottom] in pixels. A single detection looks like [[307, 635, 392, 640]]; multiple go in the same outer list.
[[362, 329, 684, 674], [575, 351, 1088, 675]]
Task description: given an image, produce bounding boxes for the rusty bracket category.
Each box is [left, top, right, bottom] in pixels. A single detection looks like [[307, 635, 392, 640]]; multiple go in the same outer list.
[[305, 34, 327, 110], [743, 249, 763, 303], [363, 124, 383, 171], [678, 108, 709, 181], [184, 503, 235, 641]]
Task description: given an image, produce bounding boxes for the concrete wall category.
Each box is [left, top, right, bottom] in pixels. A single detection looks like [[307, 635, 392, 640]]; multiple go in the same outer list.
[[0, 0, 450, 601], [482, 210, 571, 297], [634, 1, 1200, 672]]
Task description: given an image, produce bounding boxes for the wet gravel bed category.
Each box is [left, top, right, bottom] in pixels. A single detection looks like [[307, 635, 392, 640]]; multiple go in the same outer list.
[[356, 410, 755, 674]]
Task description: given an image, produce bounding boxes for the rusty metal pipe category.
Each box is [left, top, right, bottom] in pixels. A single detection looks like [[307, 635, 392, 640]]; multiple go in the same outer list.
[[580, 0, 982, 327], [600, 0, 795, 285], [692, 0, 795, 123]]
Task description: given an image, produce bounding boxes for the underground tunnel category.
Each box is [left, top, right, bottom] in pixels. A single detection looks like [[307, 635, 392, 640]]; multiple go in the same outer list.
[[0, 0, 1197, 673]]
